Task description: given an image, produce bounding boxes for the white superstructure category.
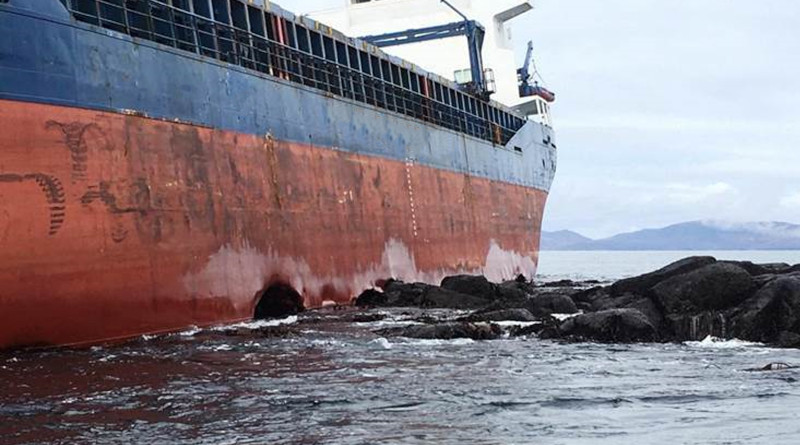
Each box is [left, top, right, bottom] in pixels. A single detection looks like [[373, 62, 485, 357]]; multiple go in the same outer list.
[[309, 0, 550, 125]]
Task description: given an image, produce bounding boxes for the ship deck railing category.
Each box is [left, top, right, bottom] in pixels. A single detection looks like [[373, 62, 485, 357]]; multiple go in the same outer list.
[[57, 0, 524, 146]]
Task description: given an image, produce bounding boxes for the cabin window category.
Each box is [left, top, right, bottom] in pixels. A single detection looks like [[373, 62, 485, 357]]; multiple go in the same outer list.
[[359, 51, 371, 75], [382, 60, 396, 111], [96, 0, 126, 33], [211, 0, 230, 23], [348, 46, 364, 102], [124, 0, 151, 38], [347, 46, 360, 70], [309, 31, 323, 57], [150, 1, 175, 46], [284, 21, 297, 48], [193, 0, 211, 17], [336, 42, 352, 99], [400, 68, 410, 89], [323, 36, 335, 61], [72, 0, 100, 25], [409, 73, 419, 93], [371, 55, 385, 107], [248, 6, 264, 36], [172, 0, 192, 12], [264, 12, 275, 40], [172, 2, 197, 52], [295, 26, 310, 53], [230, 1, 247, 30]]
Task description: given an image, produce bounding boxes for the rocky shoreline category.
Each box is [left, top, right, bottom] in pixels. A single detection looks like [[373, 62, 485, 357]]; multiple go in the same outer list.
[[343, 256, 800, 348]]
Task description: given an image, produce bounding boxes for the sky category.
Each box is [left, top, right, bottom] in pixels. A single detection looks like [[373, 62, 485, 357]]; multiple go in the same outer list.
[[282, 0, 800, 238]]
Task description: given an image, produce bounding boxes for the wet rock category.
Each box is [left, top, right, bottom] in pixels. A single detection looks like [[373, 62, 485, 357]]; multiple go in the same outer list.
[[347, 313, 388, 323], [440, 275, 497, 299], [354, 289, 388, 307], [745, 362, 798, 372], [377, 322, 503, 340], [610, 256, 716, 297], [541, 279, 580, 287], [557, 309, 658, 343], [220, 325, 297, 338], [729, 276, 800, 343], [627, 297, 664, 332], [384, 281, 431, 307], [775, 331, 800, 349], [462, 308, 536, 322], [652, 263, 756, 313], [421, 286, 491, 309], [527, 293, 579, 316], [507, 317, 559, 337], [721, 261, 791, 276], [664, 311, 729, 342]]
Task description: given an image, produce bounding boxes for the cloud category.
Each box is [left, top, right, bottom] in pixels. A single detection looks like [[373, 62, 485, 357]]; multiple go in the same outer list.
[[664, 182, 734, 205], [780, 192, 800, 209]]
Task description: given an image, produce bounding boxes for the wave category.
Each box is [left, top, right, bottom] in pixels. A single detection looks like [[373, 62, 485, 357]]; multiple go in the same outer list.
[[683, 335, 764, 349]]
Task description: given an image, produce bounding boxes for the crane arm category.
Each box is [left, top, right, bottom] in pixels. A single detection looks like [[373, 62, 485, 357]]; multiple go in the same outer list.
[[519, 40, 534, 81]]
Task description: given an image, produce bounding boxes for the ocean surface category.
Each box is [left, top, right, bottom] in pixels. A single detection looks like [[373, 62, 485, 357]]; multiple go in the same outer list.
[[3, 251, 800, 445]]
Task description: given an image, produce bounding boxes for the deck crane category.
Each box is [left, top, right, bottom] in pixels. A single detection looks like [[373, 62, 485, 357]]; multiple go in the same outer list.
[[517, 40, 555, 102], [359, 0, 492, 100]]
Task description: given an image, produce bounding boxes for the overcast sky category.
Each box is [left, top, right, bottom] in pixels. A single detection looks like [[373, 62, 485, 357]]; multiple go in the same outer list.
[[284, 0, 800, 238]]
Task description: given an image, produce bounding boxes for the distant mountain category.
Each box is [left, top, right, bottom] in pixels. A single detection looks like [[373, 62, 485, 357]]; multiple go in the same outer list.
[[540, 230, 593, 250], [541, 221, 800, 250]]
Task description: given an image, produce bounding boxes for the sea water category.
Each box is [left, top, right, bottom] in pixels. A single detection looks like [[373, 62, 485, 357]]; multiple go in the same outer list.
[[2, 252, 800, 444]]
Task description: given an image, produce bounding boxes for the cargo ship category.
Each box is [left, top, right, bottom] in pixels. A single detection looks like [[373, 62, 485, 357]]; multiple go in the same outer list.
[[0, 0, 556, 349]]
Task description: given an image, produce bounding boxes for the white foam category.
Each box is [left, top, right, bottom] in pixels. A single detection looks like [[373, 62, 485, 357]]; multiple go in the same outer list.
[[552, 313, 581, 321], [370, 338, 393, 349], [213, 315, 299, 331], [404, 338, 476, 346], [684, 335, 764, 349], [354, 320, 424, 328], [493, 321, 542, 328]]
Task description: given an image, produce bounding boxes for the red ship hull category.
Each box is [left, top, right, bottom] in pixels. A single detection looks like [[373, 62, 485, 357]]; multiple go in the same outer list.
[[0, 100, 548, 349]]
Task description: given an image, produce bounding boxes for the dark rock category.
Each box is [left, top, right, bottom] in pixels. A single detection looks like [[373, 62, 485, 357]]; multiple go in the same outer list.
[[463, 308, 536, 322], [720, 261, 772, 276], [354, 289, 387, 307], [383, 281, 431, 306], [377, 322, 502, 340], [664, 311, 729, 341], [627, 297, 664, 332], [508, 317, 559, 337], [220, 325, 296, 338], [570, 286, 607, 304], [347, 313, 388, 323], [746, 362, 798, 372], [495, 282, 530, 301], [440, 275, 497, 299], [590, 292, 638, 312], [760, 263, 792, 273], [541, 279, 579, 287], [729, 276, 800, 343], [610, 256, 717, 296], [527, 293, 578, 316], [558, 309, 658, 343], [421, 286, 491, 309], [775, 331, 800, 348], [652, 263, 756, 313]]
